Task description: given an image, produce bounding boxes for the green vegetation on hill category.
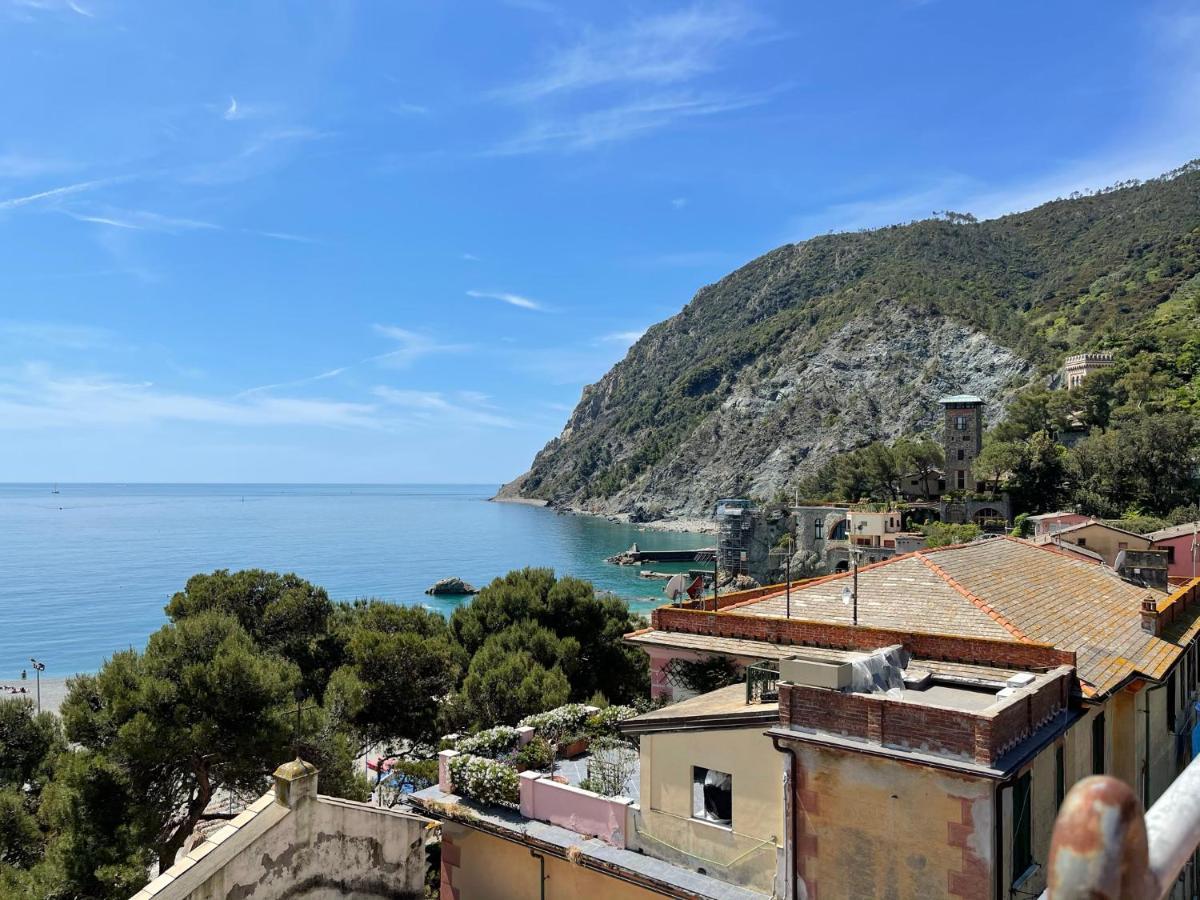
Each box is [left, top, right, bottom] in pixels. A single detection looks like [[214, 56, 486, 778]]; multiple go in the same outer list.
[[0, 568, 646, 899], [507, 162, 1200, 513]]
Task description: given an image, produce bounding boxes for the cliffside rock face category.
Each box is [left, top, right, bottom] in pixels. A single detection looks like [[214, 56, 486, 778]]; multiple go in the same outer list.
[[498, 166, 1200, 518], [502, 304, 1031, 517]]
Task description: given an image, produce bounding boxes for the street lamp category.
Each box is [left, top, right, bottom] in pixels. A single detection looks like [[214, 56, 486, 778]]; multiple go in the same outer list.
[[29, 658, 45, 715]]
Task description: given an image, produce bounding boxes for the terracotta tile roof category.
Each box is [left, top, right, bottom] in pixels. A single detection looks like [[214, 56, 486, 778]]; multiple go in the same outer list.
[[728, 537, 1200, 697]]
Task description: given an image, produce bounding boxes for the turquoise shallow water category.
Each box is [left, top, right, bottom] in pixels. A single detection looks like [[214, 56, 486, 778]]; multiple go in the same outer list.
[[0, 484, 710, 678]]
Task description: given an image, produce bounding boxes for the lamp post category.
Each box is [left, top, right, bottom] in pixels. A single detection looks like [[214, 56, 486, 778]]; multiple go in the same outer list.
[[840, 513, 859, 626], [29, 658, 45, 714]]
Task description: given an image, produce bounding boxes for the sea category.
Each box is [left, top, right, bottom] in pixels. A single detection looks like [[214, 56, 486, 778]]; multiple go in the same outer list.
[[0, 484, 711, 678]]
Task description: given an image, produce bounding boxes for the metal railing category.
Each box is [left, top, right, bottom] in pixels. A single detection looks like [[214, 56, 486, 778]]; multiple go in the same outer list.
[[1042, 751, 1200, 899], [746, 661, 779, 704]]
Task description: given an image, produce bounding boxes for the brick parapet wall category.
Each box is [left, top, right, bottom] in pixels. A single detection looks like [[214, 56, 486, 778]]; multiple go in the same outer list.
[[650, 606, 1076, 672], [780, 668, 1071, 766]]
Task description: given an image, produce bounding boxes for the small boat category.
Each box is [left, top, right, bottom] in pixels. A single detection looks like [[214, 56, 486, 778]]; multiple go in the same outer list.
[[51, 483, 59, 495]]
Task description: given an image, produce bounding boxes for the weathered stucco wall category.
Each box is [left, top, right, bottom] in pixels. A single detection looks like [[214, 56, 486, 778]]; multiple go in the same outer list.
[[632, 725, 782, 895], [439, 820, 655, 900], [133, 763, 428, 900], [789, 743, 994, 900]]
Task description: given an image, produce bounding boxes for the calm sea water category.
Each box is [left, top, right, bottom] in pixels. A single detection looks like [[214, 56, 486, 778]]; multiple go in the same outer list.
[[0, 484, 710, 678]]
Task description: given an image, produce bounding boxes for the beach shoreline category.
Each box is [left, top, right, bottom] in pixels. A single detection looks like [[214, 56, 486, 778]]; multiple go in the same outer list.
[[0, 675, 72, 715], [490, 495, 717, 535]]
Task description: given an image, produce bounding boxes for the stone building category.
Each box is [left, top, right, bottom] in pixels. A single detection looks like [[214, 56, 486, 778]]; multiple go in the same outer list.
[[1063, 352, 1115, 388], [941, 394, 984, 492]]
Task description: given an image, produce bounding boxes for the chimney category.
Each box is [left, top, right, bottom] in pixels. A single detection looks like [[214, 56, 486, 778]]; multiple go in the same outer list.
[[1140, 595, 1160, 635]]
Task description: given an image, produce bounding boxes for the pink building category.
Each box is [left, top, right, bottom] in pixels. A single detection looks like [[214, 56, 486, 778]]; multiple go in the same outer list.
[[1147, 522, 1200, 579], [1027, 510, 1089, 538]]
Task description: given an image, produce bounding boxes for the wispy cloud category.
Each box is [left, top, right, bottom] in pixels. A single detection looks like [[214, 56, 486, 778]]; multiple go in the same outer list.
[[5, 0, 95, 21], [466, 289, 545, 311], [0, 176, 117, 211], [500, 4, 762, 101], [185, 127, 333, 185], [0, 361, 519, 434], [490, 3, 772, 154], [599, 329, 646, 344], [0, 321, 115, 350], [0, 151, 77, 179], [369, 325, 471, 366], [461, 252, 482, 262], [64, 208, 219, 233], [0, 364, 380, 430], [671, 196, 688, 209], [373, 386, 517, 428], [63, 206, 315, 243], [238, 325, 470, 397], [490, 90, 770, 155]]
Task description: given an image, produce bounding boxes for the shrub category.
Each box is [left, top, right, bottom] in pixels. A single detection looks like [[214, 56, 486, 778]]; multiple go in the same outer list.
[[518, 703, 591, 737], [585, 705, 638, 739], [514, 736, 554, 772], [455, 726, 520, 759], [447, 754, 519, 807]]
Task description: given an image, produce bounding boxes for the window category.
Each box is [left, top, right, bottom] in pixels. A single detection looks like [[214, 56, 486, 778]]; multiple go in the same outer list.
[[814, 519, 824, 541], [1118, 542, 1128, 550], [692, 767, 732, 825], [1092, 713, 1105, 775], [1076, 537, 1087, 547], [1055, 744, 1065, 809], [956, 470, 966, 490], [957, 449, 965, 461], [1012, 771, 1033, 882], [954, 414, 968, 431], [1167, 546, 1176, 564], [1167, 671, 1177, 734]]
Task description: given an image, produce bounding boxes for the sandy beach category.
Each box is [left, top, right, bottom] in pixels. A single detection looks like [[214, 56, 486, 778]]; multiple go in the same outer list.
[[0, 675, 71, 716]]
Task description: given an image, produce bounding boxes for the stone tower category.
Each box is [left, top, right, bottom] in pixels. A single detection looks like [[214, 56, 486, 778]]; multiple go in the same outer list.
[[940, 395, 984, 492]]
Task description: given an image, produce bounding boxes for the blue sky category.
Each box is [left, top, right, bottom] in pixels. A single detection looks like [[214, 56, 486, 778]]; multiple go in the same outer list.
[[0, 0, 1196, 483]]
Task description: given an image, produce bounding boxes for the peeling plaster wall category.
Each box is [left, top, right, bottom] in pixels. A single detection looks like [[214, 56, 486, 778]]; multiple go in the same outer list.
[[788, 744, 995, 900], [149, 795, 427, 900]]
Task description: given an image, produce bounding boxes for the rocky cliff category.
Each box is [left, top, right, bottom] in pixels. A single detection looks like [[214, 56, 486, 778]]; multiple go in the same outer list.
[[499, 163, 1200, 519]]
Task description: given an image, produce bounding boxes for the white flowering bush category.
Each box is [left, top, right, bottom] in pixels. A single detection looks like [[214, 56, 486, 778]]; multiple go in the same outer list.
[[518, 703, 590, 737], [448, 753, 520, 807], [454, 726, 521, 759], [586, 705, 638, 738]]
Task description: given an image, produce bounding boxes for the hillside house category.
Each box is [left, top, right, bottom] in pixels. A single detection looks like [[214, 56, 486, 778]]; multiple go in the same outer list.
[[1147, 522, 1200, 581], [1034, 519, 1151, 567]]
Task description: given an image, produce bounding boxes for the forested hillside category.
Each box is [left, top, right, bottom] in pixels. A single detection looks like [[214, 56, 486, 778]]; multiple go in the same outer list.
[[500, 162, 1200, 519]]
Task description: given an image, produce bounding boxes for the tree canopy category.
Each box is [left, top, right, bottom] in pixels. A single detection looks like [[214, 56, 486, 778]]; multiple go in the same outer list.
[[1, 565, 652, 898]]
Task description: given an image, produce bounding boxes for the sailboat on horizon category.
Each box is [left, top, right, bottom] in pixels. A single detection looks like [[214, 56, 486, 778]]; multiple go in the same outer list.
[[51, 483, 59, 495]]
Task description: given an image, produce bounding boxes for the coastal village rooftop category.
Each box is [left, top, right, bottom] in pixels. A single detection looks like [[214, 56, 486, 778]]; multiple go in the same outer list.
[[628, 536, 1200, 698]]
